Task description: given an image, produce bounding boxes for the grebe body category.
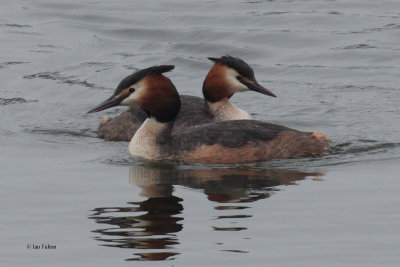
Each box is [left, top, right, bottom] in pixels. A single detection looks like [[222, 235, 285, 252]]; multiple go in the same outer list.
[[129, 118, 330, 164], [96, 56, 275, 141], [88, 65, 330, 164]]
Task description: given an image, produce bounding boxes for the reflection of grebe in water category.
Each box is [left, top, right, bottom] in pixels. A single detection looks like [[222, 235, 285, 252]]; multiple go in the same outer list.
[[131, 166, 322, 204], [90, 183, 183, 261], [89, 166, 322, 261]]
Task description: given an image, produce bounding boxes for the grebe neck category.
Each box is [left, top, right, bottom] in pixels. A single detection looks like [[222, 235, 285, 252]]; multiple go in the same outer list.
[[128, 117, 173, 160], [207, 98, 252, 120]]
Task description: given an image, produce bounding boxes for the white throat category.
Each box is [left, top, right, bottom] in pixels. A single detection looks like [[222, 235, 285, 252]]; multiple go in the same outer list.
[[128, 117, 169, 160], [207, 98, 252, 120]]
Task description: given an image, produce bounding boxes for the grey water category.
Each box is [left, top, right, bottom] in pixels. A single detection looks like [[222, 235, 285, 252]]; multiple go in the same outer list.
[[1, 0, 400, 266]]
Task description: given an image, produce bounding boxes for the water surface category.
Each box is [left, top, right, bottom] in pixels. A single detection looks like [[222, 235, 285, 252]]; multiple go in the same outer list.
[[1, 0, 400, 266]]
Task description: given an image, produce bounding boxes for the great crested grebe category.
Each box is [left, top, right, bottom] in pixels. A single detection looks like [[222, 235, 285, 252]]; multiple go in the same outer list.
[[95, 56, 276, 141], [88, 65, 331, 164]]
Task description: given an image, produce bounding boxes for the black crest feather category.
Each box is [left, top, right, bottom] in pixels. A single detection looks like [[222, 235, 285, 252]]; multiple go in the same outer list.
[[208, 55, 255, 79], [114, 65, 174, 94]]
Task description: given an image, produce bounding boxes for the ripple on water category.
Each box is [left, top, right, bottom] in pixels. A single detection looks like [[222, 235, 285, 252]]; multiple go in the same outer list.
[[25, 127, 97, 139], [23, 72, 105, 89], [3, 23, 31, 28], [0, 97, 37, 105], [0, 61, 29, 71], [337, 43, 377, 50], [333, 140, 400, 155]]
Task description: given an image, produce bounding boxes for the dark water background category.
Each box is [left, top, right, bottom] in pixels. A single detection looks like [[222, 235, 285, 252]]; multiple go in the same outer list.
[[1, 0, 400, 266]]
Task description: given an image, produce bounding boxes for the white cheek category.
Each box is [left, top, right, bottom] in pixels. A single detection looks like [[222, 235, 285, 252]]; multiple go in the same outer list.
[[226, 69, 248, 92], [121, 94, 136, 106], [121, 85, 145, 106]]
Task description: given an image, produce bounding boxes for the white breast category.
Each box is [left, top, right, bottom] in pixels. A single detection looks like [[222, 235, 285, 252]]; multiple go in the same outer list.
[[128, 117, 167, 159]]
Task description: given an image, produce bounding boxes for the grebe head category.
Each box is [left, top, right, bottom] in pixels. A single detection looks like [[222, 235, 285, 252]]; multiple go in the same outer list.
[[88, 65, 181, 123], [203, 55, 276, 103]]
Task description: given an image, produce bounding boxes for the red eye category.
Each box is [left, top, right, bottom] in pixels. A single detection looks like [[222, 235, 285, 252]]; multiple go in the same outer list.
[[129, 88, 135, 93]]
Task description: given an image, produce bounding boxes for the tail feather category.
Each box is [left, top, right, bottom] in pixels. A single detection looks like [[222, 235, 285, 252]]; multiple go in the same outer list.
[[272, 130, 331, 158]]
